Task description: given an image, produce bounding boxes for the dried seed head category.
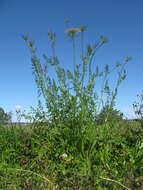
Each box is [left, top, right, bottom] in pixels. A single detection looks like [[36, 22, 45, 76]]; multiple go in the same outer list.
[[65, 27, 81, 37], [125, 56, 131, 63], [28, 41, 33, 47], [87, 44, 92, 56], [48, 30, 56, 42], [22, 35, 28, 41], [100, 35, 107, 44]]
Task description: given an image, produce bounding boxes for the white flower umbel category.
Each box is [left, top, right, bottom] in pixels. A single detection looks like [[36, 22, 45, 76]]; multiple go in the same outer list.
[[61, 153, 68, 160]]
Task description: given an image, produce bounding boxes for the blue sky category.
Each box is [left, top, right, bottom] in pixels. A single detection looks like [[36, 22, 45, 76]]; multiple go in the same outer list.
[[0, 0, 143, 120]]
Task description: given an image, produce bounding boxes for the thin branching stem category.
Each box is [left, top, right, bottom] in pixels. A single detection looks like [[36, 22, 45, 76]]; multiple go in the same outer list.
[[100, 176, 132, 190], [72, 36, 76, 77]]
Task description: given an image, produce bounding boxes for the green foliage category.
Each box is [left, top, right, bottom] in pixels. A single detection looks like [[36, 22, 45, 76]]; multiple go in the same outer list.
[[0, 122, 143, 189], [22, 24, 128, 128], [97, 105, 123, 124], [21, 100, 49, 123], [17, 23, 139, 189], [133, 93, 143, 127], [0, 107, 12, 125]]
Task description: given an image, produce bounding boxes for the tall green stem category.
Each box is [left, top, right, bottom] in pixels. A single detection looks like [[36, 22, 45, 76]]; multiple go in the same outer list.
[[72, 36, 76, 77], [81, 32, 84, 58]]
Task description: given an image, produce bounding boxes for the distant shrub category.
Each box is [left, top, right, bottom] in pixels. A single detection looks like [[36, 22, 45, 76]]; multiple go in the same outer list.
[[21, 100, 49, 123], [0, 107, 12, 124], [97, 104, 123, 124], [133, 93, 143, 127]]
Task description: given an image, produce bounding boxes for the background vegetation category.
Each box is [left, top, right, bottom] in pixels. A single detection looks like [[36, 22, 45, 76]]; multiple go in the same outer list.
[[0, 107, 12, 125]]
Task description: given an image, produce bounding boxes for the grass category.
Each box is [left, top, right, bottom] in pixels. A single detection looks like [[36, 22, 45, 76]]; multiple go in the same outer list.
[[0, 120, 143, 189]]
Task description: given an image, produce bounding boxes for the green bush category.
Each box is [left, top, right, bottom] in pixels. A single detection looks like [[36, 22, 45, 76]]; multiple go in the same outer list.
[[0, 107, 12, 125], [97, 105, 123, 124]]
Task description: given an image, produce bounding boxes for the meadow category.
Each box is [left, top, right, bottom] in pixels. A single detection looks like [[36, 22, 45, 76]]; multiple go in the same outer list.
[[0, 24, 143, 189]]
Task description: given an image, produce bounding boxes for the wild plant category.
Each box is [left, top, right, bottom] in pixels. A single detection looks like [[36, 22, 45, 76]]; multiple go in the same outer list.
[[22, 21, 132, 188], [22, 22, 129, 126]]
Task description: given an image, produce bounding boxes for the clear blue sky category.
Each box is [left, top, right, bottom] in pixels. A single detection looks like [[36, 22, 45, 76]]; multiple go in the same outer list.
[[0, 0, 143, 120]]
